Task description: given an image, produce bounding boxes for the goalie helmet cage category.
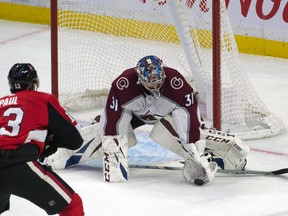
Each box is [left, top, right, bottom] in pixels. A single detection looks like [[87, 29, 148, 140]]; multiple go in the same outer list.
[[50, 0, 284, 140]]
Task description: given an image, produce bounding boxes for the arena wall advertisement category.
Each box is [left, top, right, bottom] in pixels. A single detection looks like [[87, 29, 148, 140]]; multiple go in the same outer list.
[[226, 0, 288, 57], [0, 0, 287, 58]]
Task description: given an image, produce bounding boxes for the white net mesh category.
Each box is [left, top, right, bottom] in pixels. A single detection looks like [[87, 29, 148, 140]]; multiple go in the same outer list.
[[55, 0, 283, 139]]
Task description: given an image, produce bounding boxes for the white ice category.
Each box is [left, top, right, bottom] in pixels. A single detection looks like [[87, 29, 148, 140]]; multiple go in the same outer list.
[[1, 20, 288, 216]]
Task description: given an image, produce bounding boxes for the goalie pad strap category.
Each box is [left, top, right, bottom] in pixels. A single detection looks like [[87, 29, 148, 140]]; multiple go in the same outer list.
[[102, 135, 129, 182]]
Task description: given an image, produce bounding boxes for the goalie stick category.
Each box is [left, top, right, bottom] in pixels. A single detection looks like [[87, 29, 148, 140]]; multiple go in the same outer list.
[[129, 164, 288, 176]]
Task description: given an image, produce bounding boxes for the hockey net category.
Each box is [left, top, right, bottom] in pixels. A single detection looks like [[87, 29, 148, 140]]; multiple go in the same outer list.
[[51, 0, 284, 139]]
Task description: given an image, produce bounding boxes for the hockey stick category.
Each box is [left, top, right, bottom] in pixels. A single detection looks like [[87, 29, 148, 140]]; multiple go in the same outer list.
[[129, 164, 288, 176]]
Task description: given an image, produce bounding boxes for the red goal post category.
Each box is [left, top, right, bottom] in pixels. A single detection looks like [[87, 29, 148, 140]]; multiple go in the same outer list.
[[51, 0, 58, 99], [50, 0, 283, 140]]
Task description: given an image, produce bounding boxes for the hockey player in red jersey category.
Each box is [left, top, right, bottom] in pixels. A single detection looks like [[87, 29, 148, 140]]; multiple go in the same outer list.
[[0, 63, 84, 215]]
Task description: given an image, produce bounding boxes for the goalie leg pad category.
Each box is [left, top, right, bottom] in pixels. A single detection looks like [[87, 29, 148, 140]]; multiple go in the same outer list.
[[102, 135, 129, 182], [45, 148, 75, 170], [201, 129, 249, 170], [46, 122, 137, 170], [149, 115, 187, 157], [46, 123, 103, 169]]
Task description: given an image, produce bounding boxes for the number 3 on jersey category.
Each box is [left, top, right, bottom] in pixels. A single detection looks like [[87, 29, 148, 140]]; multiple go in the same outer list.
[[0, 107, 24, 136]]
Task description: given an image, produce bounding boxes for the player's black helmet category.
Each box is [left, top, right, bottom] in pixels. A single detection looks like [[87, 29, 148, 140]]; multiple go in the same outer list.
[[136, 55, 166, 98], [8, 63, 39, 93]]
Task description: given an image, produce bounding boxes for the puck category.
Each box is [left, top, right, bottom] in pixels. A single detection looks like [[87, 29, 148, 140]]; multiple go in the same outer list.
[[194, 179, 204, 186]]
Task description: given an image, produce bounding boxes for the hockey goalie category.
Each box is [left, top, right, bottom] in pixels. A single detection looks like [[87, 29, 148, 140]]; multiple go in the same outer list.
[[46, 55, 249, 186]]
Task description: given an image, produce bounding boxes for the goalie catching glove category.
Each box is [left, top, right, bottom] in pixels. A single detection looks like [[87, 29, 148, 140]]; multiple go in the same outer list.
[[201, 128, 249, 170], [182, 140, 217, 186]]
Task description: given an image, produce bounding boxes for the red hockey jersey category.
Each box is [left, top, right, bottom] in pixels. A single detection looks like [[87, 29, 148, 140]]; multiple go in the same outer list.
[[0, 90, 82, 154]]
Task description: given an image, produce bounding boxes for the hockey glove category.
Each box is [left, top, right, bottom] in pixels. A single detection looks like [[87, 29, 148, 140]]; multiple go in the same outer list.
[[39, 145, 58, 162], [39, 135, 57, 162], [182, 140, 217, 185]]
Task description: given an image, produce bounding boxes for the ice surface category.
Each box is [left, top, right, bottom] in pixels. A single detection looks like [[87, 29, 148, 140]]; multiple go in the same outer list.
[[1, 20, 288, 216]]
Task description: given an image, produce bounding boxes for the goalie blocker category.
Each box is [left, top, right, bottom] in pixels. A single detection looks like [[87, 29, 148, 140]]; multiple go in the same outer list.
[[182, 141, 218, 185]]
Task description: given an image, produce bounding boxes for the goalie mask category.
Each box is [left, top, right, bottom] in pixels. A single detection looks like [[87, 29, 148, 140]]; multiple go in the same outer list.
[[136, 55, 166, 99], [8, 63, 39, 93]]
